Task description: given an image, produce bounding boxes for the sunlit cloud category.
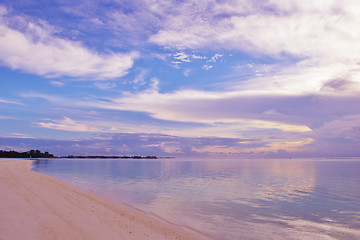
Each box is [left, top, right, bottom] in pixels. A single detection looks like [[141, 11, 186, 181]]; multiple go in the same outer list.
[[23, 89, 316, 156], [6, 133, 32, 138], [78, 88, 349, 130], [22, 83, 360, 157], [23, 89, 313, 132]]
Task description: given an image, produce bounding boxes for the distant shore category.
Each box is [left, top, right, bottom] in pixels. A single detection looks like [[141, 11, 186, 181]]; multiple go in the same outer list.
[[60, 155, 158, 159], [0, 149, 160, 159], [0, 159, 209, 240]]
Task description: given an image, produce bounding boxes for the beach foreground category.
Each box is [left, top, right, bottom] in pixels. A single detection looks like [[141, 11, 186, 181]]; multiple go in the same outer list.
[[0, 159, 210, 240]]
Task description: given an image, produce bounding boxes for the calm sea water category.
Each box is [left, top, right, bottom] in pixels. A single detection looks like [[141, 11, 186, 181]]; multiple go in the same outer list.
[[32, 158, 360, 240]]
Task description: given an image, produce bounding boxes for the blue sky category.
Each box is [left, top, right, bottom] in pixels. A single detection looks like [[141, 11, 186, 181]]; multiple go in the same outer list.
[[1, 0, 360, 157]]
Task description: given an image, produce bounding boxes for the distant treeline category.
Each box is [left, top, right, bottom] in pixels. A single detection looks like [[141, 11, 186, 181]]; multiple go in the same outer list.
[[61, 155, 158, 159], [0, 150, 158, 159], [0, 150, 55, 158]]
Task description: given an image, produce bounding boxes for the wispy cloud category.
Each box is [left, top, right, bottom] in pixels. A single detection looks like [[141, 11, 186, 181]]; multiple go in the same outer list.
[[0, 98, 23, 105], [35, 117, 100, 132], [0, 6, 138, 80], [0, 115, 15, 119], [49, 80, 66, 87], [173, 52, 192, 62], [131, 68, 149, 89], [207, 54, 223, 63], [202, 65, 213, 70], [93, 82, 117, 89]]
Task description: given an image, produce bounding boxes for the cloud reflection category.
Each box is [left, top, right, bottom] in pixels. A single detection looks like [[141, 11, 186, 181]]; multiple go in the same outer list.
[[33, 158, 360, 240]]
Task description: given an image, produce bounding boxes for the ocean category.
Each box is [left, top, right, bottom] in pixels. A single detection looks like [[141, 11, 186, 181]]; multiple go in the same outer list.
[[32, 158, 360, 240]]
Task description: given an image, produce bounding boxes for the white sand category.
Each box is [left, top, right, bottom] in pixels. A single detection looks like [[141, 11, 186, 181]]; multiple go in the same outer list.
[[0, 159, 211, 240]]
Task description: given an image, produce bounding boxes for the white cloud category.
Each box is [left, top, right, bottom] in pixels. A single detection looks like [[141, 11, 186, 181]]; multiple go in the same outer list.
[[147, 0, 360, 96], [0, 8, 138, 80], [240, 61, 360, 95], [148, 0, 360, 58]]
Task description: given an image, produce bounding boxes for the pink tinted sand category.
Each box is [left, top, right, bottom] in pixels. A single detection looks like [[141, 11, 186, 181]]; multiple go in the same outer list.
[[0, 159, 210, 240]]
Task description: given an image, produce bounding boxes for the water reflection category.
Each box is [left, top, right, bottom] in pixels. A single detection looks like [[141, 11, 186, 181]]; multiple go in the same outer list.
[[32, 158, 360, 240]]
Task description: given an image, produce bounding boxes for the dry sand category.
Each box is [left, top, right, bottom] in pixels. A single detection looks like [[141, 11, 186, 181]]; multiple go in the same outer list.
[[0, 159, 210, 240]]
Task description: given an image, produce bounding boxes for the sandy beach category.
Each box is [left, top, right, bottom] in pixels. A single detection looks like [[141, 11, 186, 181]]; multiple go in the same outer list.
[[0, 159, 210, 240]]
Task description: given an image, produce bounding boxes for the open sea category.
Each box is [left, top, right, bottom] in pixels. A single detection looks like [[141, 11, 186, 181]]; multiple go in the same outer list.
[[32, 158, 360, 240]]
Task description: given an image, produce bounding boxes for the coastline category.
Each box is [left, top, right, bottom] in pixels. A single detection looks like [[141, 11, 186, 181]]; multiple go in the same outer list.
[[0, 159, 210, 240]]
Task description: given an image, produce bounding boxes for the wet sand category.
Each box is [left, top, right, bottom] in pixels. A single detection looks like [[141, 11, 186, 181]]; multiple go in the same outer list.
[[0, 159, 210, 240]]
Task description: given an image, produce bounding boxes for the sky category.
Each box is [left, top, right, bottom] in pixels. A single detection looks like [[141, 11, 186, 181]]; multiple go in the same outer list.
[[0, 0, 360, 158]]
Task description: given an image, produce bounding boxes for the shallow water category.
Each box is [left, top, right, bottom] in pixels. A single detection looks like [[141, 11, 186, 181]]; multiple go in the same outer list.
[[32, 158, 360, 240]]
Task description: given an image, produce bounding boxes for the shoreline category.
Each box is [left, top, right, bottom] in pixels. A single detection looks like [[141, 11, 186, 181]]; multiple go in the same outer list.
[[0, 159, 211, 240]]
